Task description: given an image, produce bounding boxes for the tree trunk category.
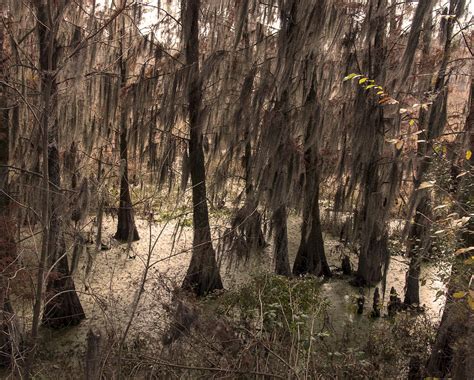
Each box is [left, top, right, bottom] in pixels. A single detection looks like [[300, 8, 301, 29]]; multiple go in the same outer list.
[[267, 0, 299, 277], [181, 0, 223, 296], [293, 137, 331, 277], [32, 2, 85, 329], [426, 221, 473, 377], [273, 205, 291, 276], [230, 68, 266, 255], [404, 0, 454, 305], [42, 237, 85, 328], [356, 226, 388, 286], [354, 0, 390, 287], [241, 73, 266, 250], [404, 194, 431, 305], [0, 21, 19, 368], [114, 41, 139, 242], [426, 72, 473, 380], [356, 177, 388, 286]]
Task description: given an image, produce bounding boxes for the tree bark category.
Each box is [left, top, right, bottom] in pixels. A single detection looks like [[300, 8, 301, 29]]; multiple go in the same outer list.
[[404, 194, 431, 305], [426, 72, 473, 379], [0, 20, 19, 368], [293, 90, 331, 277], [114, 36, 139, 242], [356, 168, 388, 286], [31, 1, 85, 329], [293, 168, 331, 277], [426, 220, 473, 377], [240, 69, 266, 250], [354, 0, 390, 287], [268, 0, 299, 277], [404, 0, 453, 305], [273, 205, 291, 276], [181, 0, 223, 296], [42, 237, 85, 328]]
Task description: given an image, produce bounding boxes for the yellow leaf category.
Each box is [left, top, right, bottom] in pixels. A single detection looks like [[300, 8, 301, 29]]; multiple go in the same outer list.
[[463, 256, 474, 265], [395, 140, 404, 150], [452, 291, 466, 299], [409, 119, 415, 126], [359, 78, 368, 84], [468, 295, 474, 311], [466, 150, 472, 160], [343, 73, 360, 81]]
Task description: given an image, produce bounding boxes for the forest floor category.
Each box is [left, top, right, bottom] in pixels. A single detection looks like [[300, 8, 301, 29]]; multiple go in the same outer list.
[[8, 210, 448, 378]]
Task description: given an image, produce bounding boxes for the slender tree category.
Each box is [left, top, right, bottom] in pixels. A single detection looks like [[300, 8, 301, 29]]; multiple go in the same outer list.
[[351, 0, 393, 286], [181, 0, 223, 296], [114, 20, 140, 243], [267, 0, 299, 277], [426, 72, 473, 379], [404, 0, 460, 305], [0, 17, 20, 369], [28, 0, 85, 329]]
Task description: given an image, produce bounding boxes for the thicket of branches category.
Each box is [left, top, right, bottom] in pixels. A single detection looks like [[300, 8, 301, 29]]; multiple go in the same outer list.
[[0, 0, 472, 378]]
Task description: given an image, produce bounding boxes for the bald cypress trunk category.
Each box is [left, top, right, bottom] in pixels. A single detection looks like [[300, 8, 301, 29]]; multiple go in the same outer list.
[[181, 0, 223, 296], [426, 219, 473, 377], [32, 2, 85, 329], [268, 0, 299, 277], [114, 37, 139, 243], [404, 195, 431, 305], [426, 74, 473, 379], [273, 205, 291, 276], [293, 87, 331, 277], [354, 0, 390, 286], [294, 163, 331, 277], [404, 0, 454, 305]]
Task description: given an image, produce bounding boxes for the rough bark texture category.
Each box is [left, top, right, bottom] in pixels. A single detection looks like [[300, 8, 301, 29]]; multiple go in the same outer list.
[[293, 172, 331, 277], [268, 0, 299, 277], [42, 238, 85, 328], [181, 0, 223, 296], [35, 2, 85, 329], [404, 0, 454, 304], [404, 195, 431, 305], [273, 205, 291, 276], [293, 97, 331, 277], [426, 223, 473, 377], [114, 42, 139, 242], [402, 6, 434, 306], [354, 0, 391, 286], [0, 21, 18, 368], [426, 74, 473, 379]]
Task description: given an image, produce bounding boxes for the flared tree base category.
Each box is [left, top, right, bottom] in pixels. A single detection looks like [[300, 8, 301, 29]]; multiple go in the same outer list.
[[293, 244, 332, 277], [182, 247, 223, 297], [114, 211, 140, 242], [42, 255, 85, 329], [42, 282, 85, 328], [114, 227, 140, 243]]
